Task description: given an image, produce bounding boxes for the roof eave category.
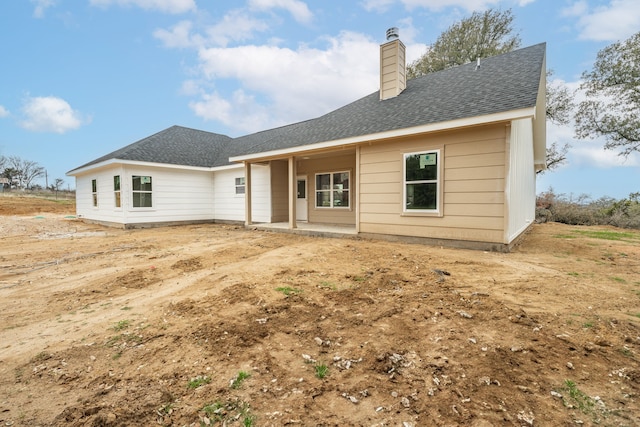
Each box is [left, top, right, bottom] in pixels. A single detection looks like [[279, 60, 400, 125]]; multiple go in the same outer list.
[[67, 159, 215, 176], [230, 107, 536, 163]]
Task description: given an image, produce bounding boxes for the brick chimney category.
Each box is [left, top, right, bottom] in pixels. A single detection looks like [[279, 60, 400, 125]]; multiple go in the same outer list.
[[379, 27, 406, 101]]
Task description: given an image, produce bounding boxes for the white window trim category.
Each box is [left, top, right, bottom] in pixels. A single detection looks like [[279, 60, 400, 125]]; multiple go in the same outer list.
[[114, 175, 122, 209], [315, 170, 351, 209], [91, 179, 98, 208], [132, 175, 153, 209], [235, 177, 245, 195], [402, 149, 442, 216]]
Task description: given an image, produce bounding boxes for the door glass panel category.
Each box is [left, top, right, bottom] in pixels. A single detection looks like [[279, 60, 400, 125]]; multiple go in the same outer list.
[[297, 180, 306, 199]]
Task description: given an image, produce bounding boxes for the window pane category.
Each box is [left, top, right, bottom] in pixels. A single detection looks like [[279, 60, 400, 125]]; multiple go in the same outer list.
[[133, 176, 152, 191], [235, 177, 245, 186], [405, 153, 437, 181], [115, 192, 121, 208], [235, 186, 245, 194], [113, 175, 120, 191], [333, 190, 349, 207], [92, 193, 98, 207], [91, 179, 97, 192], [333, 172, 349, 190], [133, 192, 152, 208], [406, 183, 437, 210], [297, 180, 306, 199], [316, 174, 330, 190], [316, 191, 330, 207]]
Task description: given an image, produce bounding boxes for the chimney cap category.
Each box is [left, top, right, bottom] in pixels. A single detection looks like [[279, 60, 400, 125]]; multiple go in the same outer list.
[[386, 27, 399, 41]]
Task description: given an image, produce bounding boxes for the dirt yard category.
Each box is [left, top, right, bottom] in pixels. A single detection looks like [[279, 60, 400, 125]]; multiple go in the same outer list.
[[0, 196, 639, 426]]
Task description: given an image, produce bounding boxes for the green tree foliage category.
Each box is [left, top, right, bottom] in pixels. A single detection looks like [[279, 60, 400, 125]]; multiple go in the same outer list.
[[575, 31, 640, 157], [407, 8, 521, 77], [407, 8, 573, 174]]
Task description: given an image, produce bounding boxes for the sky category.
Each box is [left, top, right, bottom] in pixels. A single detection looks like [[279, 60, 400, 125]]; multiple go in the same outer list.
[[0, 0, 638, 199]]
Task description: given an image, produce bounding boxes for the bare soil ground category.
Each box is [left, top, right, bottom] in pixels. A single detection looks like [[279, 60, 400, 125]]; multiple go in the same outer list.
[[0, 196, 639, 426]]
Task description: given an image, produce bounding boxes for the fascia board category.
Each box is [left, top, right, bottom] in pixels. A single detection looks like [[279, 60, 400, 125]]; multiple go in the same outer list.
[[229, 108, 536, 163], [67, 159, 214, 176]]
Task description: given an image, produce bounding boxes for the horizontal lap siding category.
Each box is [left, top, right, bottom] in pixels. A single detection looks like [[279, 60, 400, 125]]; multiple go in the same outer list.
[[359, 124, 508, 243], [297, 153, 356, 225], [123, 166, 214, 224], [75, 166, 126, 224], [213, 165, 270, 223]]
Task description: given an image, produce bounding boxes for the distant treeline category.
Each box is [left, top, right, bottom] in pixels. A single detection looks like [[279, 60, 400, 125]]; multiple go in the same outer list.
[[537, 189, 640, 229]]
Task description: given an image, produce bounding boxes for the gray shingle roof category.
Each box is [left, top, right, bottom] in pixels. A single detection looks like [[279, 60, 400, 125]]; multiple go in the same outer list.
[[69, 43, 545, 173], [69, 126, 233, 172], [232, 42, 545, 156]]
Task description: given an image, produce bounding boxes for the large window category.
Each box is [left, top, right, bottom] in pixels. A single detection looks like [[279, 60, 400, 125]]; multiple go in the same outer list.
[[404, 151, 440, 212], [114, 175, 121, 208], [132, 175, 152, 208], [235, 177, 245, 194], [91, 179, 98, 207], [315, 171, 349, 208]]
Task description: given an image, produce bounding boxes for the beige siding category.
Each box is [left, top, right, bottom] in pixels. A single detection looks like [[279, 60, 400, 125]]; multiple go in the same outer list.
[[297, 152, 356, 225], [379, 39, 406, 100], [270, 160, 289, 222], [359, 124, 509, 243]]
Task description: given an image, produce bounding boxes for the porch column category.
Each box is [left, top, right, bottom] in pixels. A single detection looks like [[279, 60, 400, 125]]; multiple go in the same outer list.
[[288, 156, 296, 229], [244, 162, 252, 226]]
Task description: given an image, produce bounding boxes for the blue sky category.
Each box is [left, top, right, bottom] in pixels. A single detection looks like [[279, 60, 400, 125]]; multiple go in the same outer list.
[[1, 0, 638, 198]]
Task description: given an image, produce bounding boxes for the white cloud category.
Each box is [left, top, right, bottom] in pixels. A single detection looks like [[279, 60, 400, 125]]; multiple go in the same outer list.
[[571, 142, 640, 168], [248, 0, 313, 24], [561, 0, 588, 17], [154, 11, 269, 49], [190, 31, 382, 133], [154, 20, 199, 48], [90, 0, 196, 14], [361, 0, 500, 12], [204, 10, 270, 47], [20, 96, 86, 134], [0, 105, 9, 118], [31, 0, 55, 18], [572, 0, 640, 41]]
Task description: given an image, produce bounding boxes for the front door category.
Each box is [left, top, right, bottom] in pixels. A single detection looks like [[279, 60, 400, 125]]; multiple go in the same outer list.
[[296, 176, 308, 221]]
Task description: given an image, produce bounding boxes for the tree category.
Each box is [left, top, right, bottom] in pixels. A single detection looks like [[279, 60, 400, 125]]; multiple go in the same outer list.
[[538, 70, 575, 174], [575, 31, 640, 157], [7, 156, 45, 189], [407, 8, 521, 78], [407, 8, 574, 174], [54, 178, 64, 191]]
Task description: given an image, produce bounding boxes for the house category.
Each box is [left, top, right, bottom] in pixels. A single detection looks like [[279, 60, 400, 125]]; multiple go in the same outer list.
[[67, 32, 546, 251]]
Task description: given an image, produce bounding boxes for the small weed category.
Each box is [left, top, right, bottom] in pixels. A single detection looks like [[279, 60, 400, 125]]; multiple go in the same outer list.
[[582, 321, 594, 328], [113, 319, 131, 331], [319, 281, 337, 290], [112, 351, 122, 360], [202, 400, 254, 426], [187, 375, 211, 389], [231, 370, 251, 389], [314, 363, 329, 379], [275, 286, 302, 296], [553, 234, 577, 239], [31, 351, 51, 363], [619, 347, 633, 358], [567, 272, 579, 277], [610, 276, 626, 283], [560, 379, 595, 414], [159, 402, 174, 415], [121, 306, 133, 311]]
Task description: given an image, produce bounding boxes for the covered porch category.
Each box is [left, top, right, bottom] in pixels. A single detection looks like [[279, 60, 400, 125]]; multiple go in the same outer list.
[[237, 147, 358, 232], [250, 221, 357, 238]]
